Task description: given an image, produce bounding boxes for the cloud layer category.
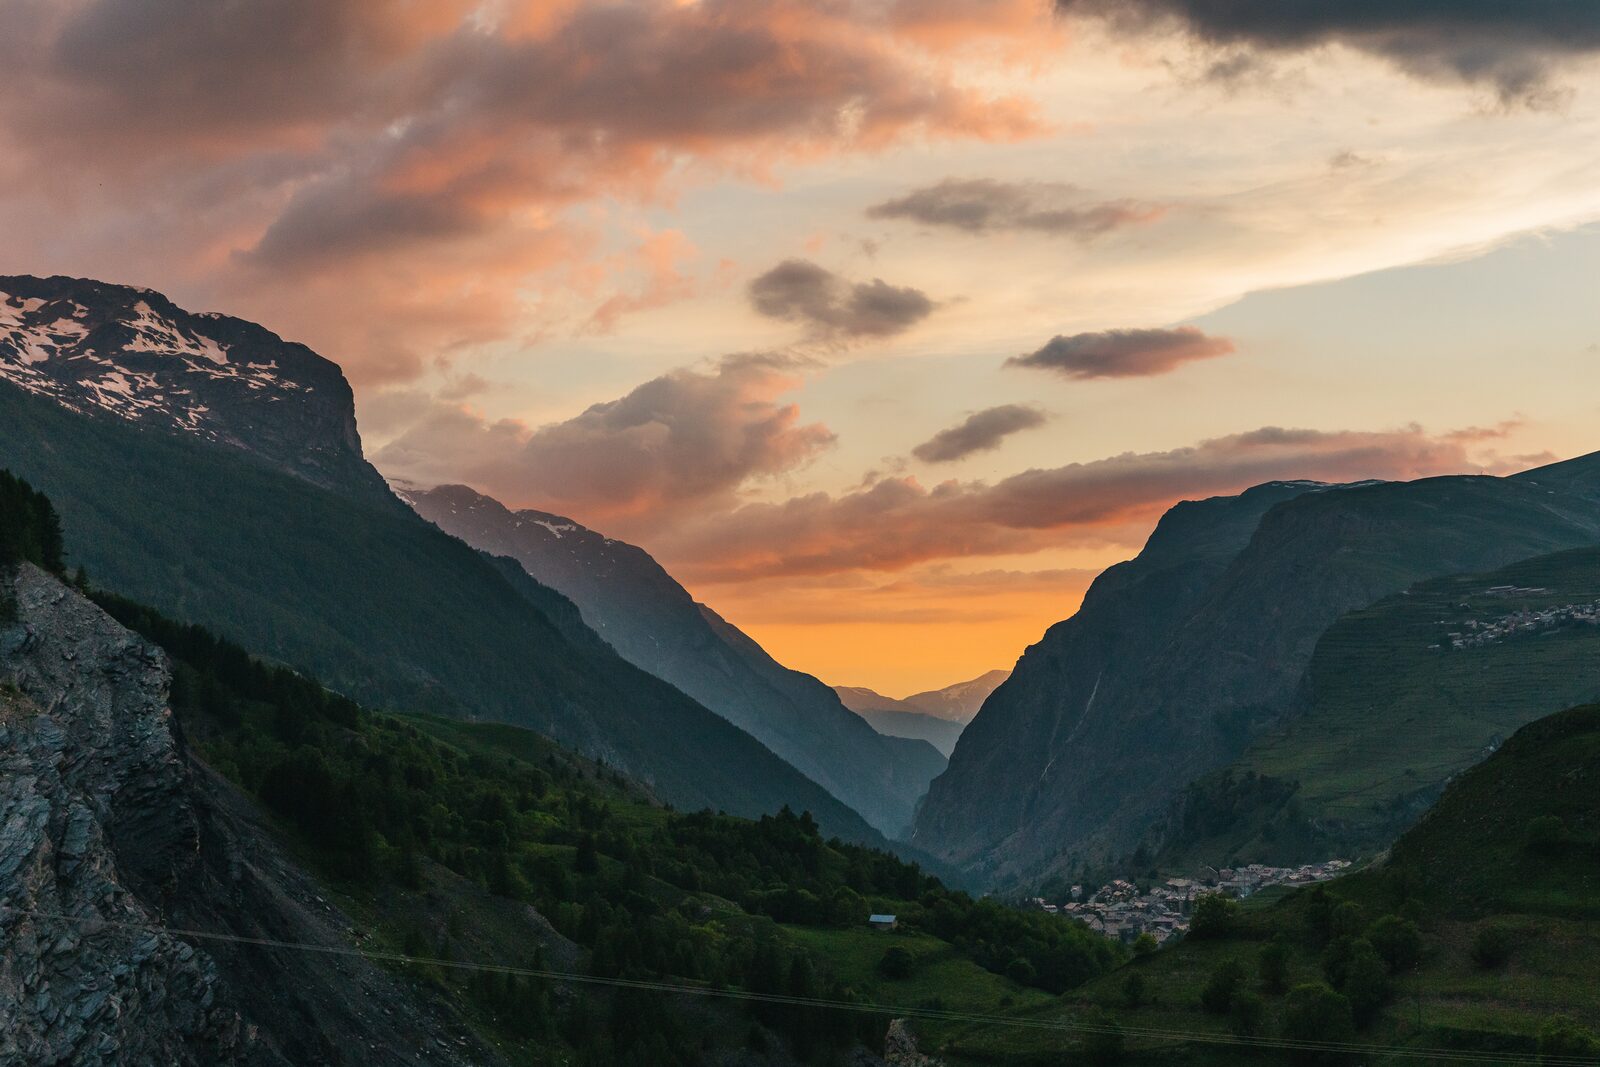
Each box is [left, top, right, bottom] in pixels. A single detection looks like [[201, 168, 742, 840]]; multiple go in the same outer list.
[[647, 423, 1501, 582], [912, 405, 1050, 462], [749, 259, 937, 341], [0, 0, 1044, 382], [868, 179, 1164, 237], [1009, 326, 1235, 379], [1055, 0, 1600, 105], [376, 354, 835, 525]]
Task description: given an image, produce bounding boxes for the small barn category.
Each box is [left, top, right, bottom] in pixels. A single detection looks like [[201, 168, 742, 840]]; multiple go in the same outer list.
[[868, 913, 898, 931]]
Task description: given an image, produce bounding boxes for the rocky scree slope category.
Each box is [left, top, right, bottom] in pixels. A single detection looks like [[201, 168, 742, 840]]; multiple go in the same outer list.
[[401, 483, 946, 838], [0, 563, 501, 1066]]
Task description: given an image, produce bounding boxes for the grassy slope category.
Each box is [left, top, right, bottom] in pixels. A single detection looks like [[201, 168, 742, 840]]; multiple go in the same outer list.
[[942, 704, 1600, 1065], [782, 926, 1054, 1050], [1161, 546, 1600, 870], [0, 386, 889, 843]]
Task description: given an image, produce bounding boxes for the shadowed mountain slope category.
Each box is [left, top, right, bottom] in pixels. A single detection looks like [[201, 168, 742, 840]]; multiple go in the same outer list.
[[0, 276, 888, 846], [916, 461, 1600, 884], [401, 484, 946, 837]]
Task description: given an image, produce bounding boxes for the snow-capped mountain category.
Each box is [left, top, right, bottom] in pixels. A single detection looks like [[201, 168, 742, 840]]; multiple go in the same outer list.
[[0, 275, 378, 495]]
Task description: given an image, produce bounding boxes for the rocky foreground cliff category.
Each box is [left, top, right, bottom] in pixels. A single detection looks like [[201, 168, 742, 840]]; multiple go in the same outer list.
[[0, 563, 503, 1066]]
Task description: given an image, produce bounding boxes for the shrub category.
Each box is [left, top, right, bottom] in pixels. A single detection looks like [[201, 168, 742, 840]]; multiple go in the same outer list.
[[877, 946, 915, 980], [1539, 1016, 1599, 1060], [1303, 887, 1336, 946], [1330, 900, 1367, 939], [1189, 893, 1241, 940], [1200, 960, 1246, 1015], [1259, 938, 1291, 994], [1320, 936, 1360, 990], [1471, 925, 1515, 970], [1340, 943, 1391, 1027], [1005, 957, 1038, 986], [1282, 983, 1354, 1051], [1366, 915, 1422, 973], [1230, 991, 1265, 1037], [1133, 932, 1158, 957], [1122, 970, 1146, 1009]]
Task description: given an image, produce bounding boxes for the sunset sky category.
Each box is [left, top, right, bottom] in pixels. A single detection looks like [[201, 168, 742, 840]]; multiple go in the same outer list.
[[3, 1, 1598, 692]]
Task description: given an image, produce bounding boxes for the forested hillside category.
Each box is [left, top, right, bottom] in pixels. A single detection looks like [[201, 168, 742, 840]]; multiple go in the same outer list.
[[92, 586, 1125, 1064], [0, 383, 889, 845]]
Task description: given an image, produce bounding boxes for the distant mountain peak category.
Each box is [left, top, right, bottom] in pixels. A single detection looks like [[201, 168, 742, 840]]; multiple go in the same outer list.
[[835, 669, 1011, 724]]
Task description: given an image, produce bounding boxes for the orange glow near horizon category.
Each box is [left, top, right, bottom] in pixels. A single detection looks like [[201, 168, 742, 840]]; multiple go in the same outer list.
[[693, 563, 1101, 694]]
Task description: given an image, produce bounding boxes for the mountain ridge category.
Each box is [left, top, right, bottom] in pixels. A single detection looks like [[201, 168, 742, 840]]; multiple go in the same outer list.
[[0, 275, 895, 848], [834, 668, 1010, 724], [915, 461, 1600, 884], [399, 482, 946, 838]]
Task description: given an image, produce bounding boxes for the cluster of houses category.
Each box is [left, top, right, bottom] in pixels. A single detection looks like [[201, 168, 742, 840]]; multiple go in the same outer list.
[[1030, 860, 1351, 945], [1440, 595, 1600, 651]]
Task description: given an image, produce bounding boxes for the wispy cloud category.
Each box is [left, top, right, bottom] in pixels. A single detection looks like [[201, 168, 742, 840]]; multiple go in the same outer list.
[[912, 404, 1050, 462], [1008, 326, 1235, 379]]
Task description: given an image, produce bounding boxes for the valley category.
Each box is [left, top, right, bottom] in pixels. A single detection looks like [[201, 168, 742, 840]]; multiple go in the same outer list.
[[4, 276, 1600, 1066]]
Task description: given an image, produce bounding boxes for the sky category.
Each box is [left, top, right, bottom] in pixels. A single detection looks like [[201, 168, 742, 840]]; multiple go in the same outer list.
[[2, 1, 1598, 693]]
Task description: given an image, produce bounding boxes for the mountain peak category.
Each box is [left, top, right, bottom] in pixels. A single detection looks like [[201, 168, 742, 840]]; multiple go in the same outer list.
[[0, 275, 377, 495]]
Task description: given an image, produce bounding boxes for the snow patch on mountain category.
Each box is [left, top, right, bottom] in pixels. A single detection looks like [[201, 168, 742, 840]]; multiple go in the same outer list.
[[0, 285, 305, 443]]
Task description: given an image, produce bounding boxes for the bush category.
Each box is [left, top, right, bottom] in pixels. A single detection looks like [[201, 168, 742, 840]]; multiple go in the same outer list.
[[1230, 991, 1265, 1037], [877, 946, 915, 980], [1200, 960, 1246, 1015], [1303, 887, 1336, 946], [1189, 893, 1241, 940], [1471, 925, 1515, 970], [1282, 983, 1354, 1051], [1366, 915, 1422, 973], [1122, 970, 1146, 1008], [1331, 900, 1367, 939], [1340, 942, 1391, 1027], [1005, 957, 1038, 986], [1539, 1016, 1599, 1060], [1259, 938, 1291, 994], [1133, 932, 1158, 957]]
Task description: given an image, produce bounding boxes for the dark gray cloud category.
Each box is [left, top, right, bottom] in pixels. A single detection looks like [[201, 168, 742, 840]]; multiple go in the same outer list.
[[748, 259, 937, 340], [868, 178, 1163, 237], [912, 405, 1049, 463], [1009, 326, 1235, 379], [1055, 0, 1600, 105]]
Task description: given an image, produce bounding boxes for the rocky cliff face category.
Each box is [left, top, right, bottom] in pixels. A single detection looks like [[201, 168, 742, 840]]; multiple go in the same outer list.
[[400, 483, 946, 838], [0, 564, 502, 1066], [0, 276, 383, 498], [915, 457, 1600, 884]]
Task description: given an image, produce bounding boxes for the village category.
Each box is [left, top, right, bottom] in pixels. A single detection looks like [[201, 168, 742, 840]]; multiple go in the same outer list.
[[1030, 860, 1353, 945], [1441, 592, 1600, 651]]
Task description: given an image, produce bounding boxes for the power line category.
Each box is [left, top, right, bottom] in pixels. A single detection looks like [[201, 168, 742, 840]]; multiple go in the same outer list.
[[2, 904, 1593, 1066]]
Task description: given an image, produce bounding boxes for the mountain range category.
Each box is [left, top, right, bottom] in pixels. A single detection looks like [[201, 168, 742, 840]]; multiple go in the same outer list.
[[399, 483, 946, 838], [834, 670, 1008, 757], [0, 275, 901, 849], [915, 460, 1600, 884]]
